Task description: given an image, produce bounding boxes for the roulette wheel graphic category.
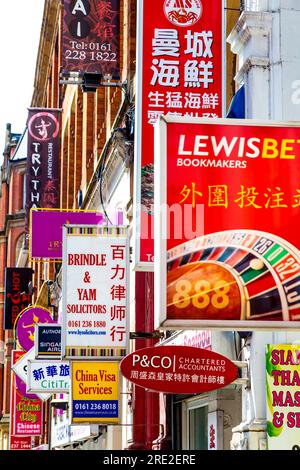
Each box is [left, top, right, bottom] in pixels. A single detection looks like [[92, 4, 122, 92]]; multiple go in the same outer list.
[[167, 230, 300, 323]]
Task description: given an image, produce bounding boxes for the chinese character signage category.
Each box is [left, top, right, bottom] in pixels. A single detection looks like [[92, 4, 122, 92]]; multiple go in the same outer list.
[[4, 268, 33, 330], [62, 0, 120, 78], [266, 344, 300, 450], [30, 209, 106, 260], [35, 324, 61, 358], [62, 225, 129, 359], [71, 361, 119, 423], [27, 360, 70, 393], [25, 108, 61, 238], [155, 117, 300, 329], [15, 306, 54, 352], [120, 346, 237, 394], [10, 350, 43, 437], [134, 0, 224, 269]]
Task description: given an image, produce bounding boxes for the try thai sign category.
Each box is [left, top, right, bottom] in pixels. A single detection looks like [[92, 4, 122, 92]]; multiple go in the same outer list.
[[134, 0, 224, 269], [62, 0, 120, 78], [30, 209, 106, 260], [62, 225, 129, 359], [266, 344, 300, 450], [4, 268, 32, 329], [25, 108, 61, 237], [120, 345, 237, 393], [155, 117, 300, 329]]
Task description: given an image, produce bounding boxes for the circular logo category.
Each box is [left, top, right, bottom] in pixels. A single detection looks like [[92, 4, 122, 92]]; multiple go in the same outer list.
[[164, 0, 202, 27], [28, 112, 59, 142], [15, 306, 55, 352]]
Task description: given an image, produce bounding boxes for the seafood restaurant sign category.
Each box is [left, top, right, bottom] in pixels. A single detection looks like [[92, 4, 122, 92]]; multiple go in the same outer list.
[[120, 345, 238, 394], [134, 0, 224, 270]]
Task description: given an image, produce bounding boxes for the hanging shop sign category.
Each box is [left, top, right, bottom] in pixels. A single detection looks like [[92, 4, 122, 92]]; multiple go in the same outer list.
[[27, 360, 70, 393], [12, 348, 51, 402], [51, 420, 98, 449], [9, 436, 32, 451], [10, 350, 43, 437], [208, 411, 223, 450], [134, 0, 224, 270], [4, 267, 33, 330], [62, 225, 129, 360], [35, 324, 61, 358], [165, 330, 212, 350], [25, 108, 61, 239], [15, 306, 54, 352], [62, 0, 120, 78], [71, 361, 120, 424], [30, 209, 106, 260], [154, 117, 300, 329], [266, 344, 300, 450], [120, 345, 237, 394]]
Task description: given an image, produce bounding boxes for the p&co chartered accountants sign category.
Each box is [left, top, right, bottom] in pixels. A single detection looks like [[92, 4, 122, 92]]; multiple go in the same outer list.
[[120, 345, 238, 394]]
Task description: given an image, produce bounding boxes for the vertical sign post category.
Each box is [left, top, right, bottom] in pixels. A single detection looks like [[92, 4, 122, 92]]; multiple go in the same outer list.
[[4, 268, 32, 330], [25, 108, 61, 243], [62, 0, 120, 79]]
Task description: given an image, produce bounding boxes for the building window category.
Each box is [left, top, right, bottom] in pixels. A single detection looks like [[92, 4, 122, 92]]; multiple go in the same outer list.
[[15, 233, 25, 265]]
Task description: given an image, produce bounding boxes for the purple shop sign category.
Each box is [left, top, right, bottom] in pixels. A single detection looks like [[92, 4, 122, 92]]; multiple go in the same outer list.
[[30, 210, 105, 259], [15, 306, 55, 352], [30, 209, 124, 260]]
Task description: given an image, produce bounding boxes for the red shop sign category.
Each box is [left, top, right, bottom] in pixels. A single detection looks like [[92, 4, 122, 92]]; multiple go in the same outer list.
[[120, 345, 237, 394]]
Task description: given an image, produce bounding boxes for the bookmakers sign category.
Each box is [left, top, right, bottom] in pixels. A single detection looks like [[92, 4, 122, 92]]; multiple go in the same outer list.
[[154, 117, 300, 330]]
